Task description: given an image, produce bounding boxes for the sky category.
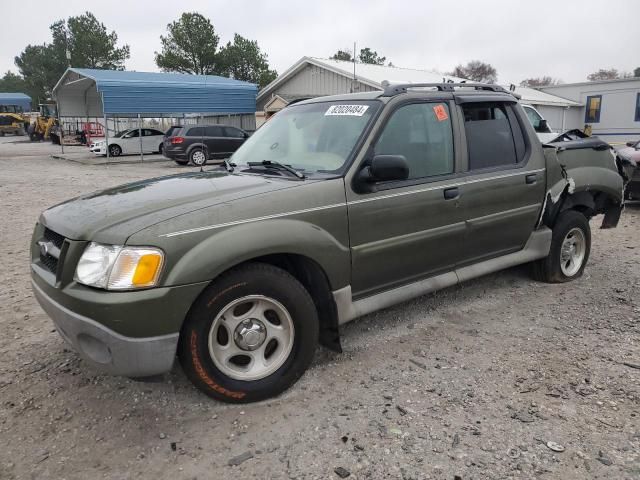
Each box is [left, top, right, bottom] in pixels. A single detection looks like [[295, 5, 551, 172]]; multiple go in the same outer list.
[[2, 0, 639, 85]]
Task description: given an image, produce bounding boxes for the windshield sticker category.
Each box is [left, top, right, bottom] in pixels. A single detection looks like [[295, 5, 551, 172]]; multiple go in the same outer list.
[[325, 105, 369, 116], [433, 104, 449, 122]]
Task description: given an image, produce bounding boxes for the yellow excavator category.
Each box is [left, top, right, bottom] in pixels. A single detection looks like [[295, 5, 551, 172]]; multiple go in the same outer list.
[[0, 105, 30, 137], [29, 103, 60, 143]]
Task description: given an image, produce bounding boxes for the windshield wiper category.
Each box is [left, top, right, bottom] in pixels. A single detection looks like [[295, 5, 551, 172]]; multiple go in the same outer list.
[[223, 158, 236, 173], [247, 160, 306, 179]]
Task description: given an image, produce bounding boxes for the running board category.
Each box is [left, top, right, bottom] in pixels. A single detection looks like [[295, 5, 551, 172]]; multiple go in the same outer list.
[[333, 228, 551, 325]]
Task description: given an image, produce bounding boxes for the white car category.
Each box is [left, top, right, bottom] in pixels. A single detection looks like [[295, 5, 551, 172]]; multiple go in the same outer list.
[[521, 104, 558, 143], [90, 128, 165, 157]]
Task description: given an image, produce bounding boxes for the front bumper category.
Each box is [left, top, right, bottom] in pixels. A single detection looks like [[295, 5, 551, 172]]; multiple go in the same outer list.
[[90, 144, 106, 155], [33, 280, 178, 377]]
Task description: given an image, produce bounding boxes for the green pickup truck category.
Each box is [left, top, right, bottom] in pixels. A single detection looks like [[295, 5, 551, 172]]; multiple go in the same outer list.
[[31, 83, 630, 403]]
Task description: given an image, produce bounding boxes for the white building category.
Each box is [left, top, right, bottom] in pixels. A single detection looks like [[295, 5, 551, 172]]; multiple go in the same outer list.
[[257, 57, 580, 131], [540, 78, 640, 143]]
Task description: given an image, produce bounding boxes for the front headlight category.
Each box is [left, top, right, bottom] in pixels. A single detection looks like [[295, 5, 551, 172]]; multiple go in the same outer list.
[[75, 242, 164, 290]]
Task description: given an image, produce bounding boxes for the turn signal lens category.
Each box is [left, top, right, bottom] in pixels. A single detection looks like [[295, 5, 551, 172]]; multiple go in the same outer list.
[[132, 254, 162, 285], [108, 248, 164, 290]]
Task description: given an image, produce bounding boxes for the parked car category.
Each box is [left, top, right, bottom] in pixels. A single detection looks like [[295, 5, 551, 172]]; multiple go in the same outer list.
[[521, 104, 557, 143], [617, 139, 640, 199], [31, 83, 628, 403], [162, 124, 249, 166], [164, 125, 182, 139], [90, 128, 165, 157]]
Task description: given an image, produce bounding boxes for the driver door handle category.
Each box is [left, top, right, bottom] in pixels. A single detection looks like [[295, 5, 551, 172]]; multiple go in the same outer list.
[[443, 187, 460, 200]]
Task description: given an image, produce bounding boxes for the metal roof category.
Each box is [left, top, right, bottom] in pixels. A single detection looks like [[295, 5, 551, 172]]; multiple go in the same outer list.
[[510, 86, 581, 107], [258, 57, 580, 108], [0, 92, 32, 110], [53, 68, 257, 115]]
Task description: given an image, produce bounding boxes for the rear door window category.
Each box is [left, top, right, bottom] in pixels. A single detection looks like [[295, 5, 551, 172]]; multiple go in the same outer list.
[[204, 126, 224, 137], [462, 103, 525, 170]]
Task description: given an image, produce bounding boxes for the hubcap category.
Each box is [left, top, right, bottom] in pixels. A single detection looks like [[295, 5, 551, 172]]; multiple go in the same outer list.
[[234, 319, 267, 351], [207, 295, 295, 381], [560, 227, 586, 276]]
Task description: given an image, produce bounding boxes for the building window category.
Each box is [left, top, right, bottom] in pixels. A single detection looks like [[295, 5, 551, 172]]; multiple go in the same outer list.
[[635, 93, 640, 122], [585, 95, 602, 123]]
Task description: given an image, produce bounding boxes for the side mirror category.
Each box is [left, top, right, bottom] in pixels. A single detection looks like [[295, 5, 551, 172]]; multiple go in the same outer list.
[[536, 119, 550, 133], [244, 132, 249, 138], [626, 140, 637, 147], [358, 154, 409, 185]]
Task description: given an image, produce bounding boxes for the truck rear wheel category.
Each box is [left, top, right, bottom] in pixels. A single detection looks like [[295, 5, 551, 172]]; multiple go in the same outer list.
[[532, 210, 591, 283], [179, 263, 319, 403]]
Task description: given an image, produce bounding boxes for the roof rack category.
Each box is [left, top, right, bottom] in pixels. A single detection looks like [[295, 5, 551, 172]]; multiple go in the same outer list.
[[380, 82, 514, 97]]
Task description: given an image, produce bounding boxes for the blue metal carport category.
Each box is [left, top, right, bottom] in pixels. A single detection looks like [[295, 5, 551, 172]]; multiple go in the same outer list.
[[52, 68, 257, 117], [0, 92, 32, 111]]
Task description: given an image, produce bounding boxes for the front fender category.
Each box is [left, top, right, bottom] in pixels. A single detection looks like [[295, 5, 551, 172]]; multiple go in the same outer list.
[[163, 218, 351, 289]]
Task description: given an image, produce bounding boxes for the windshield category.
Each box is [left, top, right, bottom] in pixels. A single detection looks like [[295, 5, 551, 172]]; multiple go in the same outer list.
[[232, 100, 380, 174]]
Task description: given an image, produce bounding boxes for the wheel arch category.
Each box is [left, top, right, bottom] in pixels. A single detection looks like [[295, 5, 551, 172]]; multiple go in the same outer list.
[[157, 219, 350, 352]]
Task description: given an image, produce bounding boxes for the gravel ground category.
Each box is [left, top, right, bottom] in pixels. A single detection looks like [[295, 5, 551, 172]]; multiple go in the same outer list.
[[0, 136, 638, 480]]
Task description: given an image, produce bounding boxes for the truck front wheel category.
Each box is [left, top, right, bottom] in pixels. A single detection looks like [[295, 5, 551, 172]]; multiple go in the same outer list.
[[179, 263, 319, 403], [532, 210, 591, 283]]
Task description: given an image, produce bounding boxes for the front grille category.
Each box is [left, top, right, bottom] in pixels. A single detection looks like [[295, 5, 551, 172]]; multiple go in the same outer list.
[[40, 252, 58, 273], [37, 227, 66, 275], [44, 228, 65, 249]]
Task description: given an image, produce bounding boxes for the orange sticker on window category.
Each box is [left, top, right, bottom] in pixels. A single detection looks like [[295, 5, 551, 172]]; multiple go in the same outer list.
[[433, 104, 449, 122]]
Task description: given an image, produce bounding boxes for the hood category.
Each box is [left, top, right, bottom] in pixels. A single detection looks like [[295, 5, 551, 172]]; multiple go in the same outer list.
[[40, 170, 303, 244]]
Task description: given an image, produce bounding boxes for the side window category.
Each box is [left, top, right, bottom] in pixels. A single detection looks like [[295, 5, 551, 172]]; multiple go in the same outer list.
[[205, 126, 223, 137], [127, 129, 139, 138], [585, 95, 602, 123], [462, 102, 524, 170], [374, 102, 454, 180], [187, 127, 205, 137], [224, 127, 245, 138], [523, 106, 542, 130], [635, 93, 640, 122], [143, 129, 155, 136]]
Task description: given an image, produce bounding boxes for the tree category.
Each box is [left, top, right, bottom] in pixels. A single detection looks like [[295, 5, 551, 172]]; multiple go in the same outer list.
[[155, 12, 220, 74], [217, 34, 277, 88], [587, 68, 619, 81], [449, 60, 497, 83], [330, 49, 353, 62], [51, 12, 129, 70], [0, 71, 28, 93], [14, 12, 129, 102], [520, 76, 562, 87], [14, 45, 61, 103], [330, 47, 389, 65], [358, 47, 386, 65]]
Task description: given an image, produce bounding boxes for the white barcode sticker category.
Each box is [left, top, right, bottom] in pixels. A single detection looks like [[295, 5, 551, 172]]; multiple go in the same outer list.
[[325, 105, 369, 116]]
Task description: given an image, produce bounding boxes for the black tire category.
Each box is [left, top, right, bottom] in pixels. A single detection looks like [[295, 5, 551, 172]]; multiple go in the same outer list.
[[158, 143, 164, 154], [174, 159, 189, 165], [189, 147, 208, 166], [108, 144, 121, 157], [179, 263, 319, 403], [532, 210, 591, 283]]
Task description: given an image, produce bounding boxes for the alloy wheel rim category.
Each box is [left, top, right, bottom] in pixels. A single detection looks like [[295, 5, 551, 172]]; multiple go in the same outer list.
[[560, 227, 586, 276], [207, 295, 295, 381], [192, 151, 205, 165]]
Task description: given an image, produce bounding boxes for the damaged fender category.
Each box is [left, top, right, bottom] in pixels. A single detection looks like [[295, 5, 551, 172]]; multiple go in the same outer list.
[[540, 136, 626, 229]]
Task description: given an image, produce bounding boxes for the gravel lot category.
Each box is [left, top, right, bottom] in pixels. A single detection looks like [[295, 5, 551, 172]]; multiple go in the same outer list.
[[0, 136, 638, 480]]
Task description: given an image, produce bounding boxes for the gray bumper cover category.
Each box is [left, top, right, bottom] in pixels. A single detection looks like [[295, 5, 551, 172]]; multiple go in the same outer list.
[[32, 280, 179, 377]]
